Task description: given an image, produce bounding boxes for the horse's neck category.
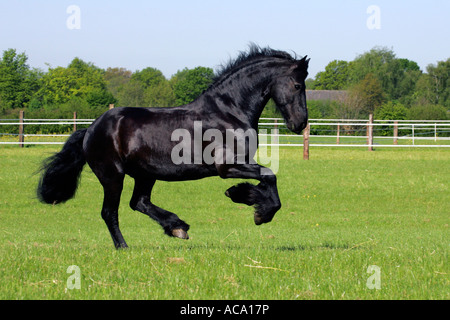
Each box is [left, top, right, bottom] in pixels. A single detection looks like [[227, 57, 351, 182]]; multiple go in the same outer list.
[[203, 65, 276, 129]]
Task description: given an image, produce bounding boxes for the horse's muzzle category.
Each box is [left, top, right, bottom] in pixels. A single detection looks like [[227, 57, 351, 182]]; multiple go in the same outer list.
[[286, 121, 307, 135]]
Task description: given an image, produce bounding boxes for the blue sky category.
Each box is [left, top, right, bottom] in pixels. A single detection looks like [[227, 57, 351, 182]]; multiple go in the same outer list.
[[0, 0, 449, 79]]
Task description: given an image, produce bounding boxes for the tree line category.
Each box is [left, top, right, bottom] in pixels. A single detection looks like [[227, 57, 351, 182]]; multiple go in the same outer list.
[[0, 48, 214, 120], [307, 46, 449, 120], [0, 47, 448, 122]]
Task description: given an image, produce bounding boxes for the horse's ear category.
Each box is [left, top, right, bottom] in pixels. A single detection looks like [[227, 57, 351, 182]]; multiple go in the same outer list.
[[291, 56, 310, 72], [299, 55, 310, 67]]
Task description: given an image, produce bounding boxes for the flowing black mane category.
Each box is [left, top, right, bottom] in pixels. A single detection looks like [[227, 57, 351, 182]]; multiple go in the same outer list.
[[214, 44, 297, 82]]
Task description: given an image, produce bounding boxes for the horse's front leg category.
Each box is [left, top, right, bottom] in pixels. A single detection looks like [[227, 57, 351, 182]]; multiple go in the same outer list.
[[216, 163, 281, 225]]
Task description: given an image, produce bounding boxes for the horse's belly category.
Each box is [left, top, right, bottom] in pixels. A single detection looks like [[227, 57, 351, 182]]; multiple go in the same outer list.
[[125, 160, 217, 181]]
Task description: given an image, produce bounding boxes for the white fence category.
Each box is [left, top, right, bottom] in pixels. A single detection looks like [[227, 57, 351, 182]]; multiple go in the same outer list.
[[1, 116, 450, 148], [259, 118, 450, 148]]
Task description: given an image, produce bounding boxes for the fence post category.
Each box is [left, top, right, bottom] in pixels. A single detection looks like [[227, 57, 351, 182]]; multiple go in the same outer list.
[[368, 113, 373, 151], [434, 123, 437, 142], [303, 122, 310, 160], [393, 120, 398, 145], [336, 124, 340, 145], [73, 112, 77, 132], [273, 119, 279, 145], [109, 104, 115, 110], [19, 110, 24, 148]]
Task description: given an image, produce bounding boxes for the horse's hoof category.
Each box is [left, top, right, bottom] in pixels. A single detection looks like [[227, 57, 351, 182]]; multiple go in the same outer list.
[[172, 229, 189, 239], [254, 213, 263, 225], [116, 243, 129, 250]]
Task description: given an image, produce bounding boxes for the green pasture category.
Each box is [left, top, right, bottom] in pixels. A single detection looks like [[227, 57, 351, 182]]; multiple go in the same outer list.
[[0, 145, 448, 300]]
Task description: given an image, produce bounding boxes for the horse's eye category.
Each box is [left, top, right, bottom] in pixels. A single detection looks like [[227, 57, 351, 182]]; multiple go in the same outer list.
[[294, 84, 301, 90]]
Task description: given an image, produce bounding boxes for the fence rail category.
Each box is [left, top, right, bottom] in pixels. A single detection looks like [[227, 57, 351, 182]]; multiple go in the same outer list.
[[1, 112, 450, 155]]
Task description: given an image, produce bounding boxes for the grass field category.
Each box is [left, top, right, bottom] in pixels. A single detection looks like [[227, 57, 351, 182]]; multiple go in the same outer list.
[[0, 145, 448, 300]]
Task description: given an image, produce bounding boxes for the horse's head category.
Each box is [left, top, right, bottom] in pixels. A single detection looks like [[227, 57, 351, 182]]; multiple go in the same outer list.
[[270, 56, 310, 134]]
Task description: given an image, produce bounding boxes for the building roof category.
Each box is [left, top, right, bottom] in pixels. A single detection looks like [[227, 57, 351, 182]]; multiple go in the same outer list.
[[306, 90, 347, 102]]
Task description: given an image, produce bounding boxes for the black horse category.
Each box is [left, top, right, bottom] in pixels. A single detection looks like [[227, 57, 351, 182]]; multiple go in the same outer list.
[[37, 45, 309, 248]]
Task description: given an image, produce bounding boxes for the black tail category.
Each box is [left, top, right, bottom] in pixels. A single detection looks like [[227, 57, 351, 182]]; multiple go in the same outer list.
[[37, 129, 87, 204]]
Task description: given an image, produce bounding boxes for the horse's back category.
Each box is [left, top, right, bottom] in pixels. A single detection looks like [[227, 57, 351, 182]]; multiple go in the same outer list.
[[83, 107, 217, 181]]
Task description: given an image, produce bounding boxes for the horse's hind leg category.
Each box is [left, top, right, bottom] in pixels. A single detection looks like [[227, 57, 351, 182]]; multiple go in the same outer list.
[[100, 173, 128, 249], [130, 178, 190, 239]]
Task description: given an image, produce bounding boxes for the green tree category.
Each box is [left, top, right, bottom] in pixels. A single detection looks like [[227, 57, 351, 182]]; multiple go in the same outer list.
[[0, 49, 40, 110], [0, 95, 4, 113], [133, 67, 175, 107], [104, 67, 132, 100], [37, 57, 114, 107], [407, 104, 448, 120], [36, 66, 76, 104], [343, 73, 384, 119], [115, 80, 146, 107], [115, 67, 175, 108], [171, 66, 214, 105], [415, 59, 450, 107], [86, 88, 116, 107], [132, 67, 166, 88], [144, 81, 175, 107], [348, 47, 396, 83], [374, 101, 408, 120], [306, 100, 336, 119], [305, 78, 315, 90], [347, 47, 421, 102], [395, 59, 422, 105], [314, 60, 349, 90]]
